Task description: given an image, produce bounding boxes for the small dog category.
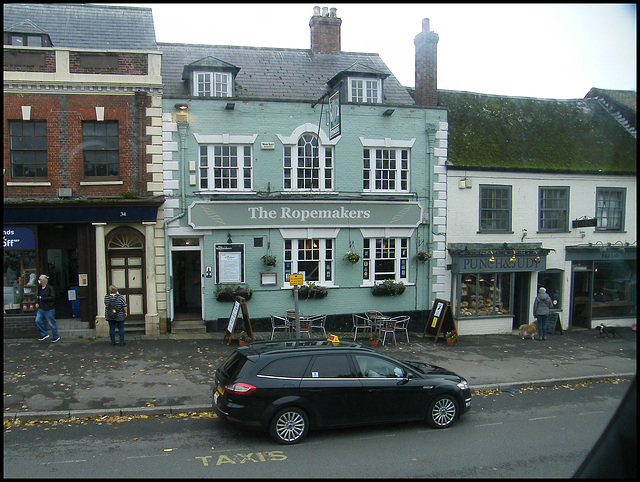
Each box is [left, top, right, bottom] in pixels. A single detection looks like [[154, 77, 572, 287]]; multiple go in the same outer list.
[[595, 324, 620, 338], [518, 321, 538, 340]]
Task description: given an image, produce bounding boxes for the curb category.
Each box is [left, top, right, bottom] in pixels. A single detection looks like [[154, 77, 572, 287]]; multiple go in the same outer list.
[[5, 373, 635, 423]]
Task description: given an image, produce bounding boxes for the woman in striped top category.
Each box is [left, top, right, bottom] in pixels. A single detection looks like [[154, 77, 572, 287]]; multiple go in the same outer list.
[[104, 284, 127, 345]]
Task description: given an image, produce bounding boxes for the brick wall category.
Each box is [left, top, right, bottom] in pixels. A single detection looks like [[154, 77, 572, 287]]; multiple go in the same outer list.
[[3, 49, 56, 72], [69, 51, 148, 75], [3, 315, 41, 339], [3, 92, 152, 198]]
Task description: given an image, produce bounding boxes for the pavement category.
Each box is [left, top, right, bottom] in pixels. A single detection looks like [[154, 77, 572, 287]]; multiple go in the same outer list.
[[3, 327, 636, 422]]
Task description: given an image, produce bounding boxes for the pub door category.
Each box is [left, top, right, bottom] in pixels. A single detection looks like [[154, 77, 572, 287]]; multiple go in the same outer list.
[[171, 250, 202, 319]]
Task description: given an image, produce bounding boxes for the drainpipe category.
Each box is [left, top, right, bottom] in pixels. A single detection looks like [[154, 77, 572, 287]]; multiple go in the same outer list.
[[164, 121, 188, 322], [134, 91, 147, 196]]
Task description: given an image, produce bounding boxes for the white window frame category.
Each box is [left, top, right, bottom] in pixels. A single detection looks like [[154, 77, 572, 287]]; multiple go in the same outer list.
[[362, 237, 409, 285], [194, 134, 258, 193], [283, 133, 333, 192], [363, 147, 410, 193], [348, 77, 381, 103], [284, 238, 334, 287], [192, 71, 232, 97]]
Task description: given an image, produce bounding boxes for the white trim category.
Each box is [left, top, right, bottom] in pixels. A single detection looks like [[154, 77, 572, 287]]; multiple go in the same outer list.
[[193, 133, 258, 144], [359, 228, 415, 238], [80, 180, 124, 186], [276, 123, 341, 145], [6, 181, 51, 187], [279, 228, 341, 239], [359, 137, 416, 148]]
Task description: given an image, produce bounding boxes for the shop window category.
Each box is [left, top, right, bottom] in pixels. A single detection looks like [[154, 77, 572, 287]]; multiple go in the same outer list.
[[479, 185, 512, 233], [3, 248, 37, 314], [592, 260, 636, 318], [537, 270, 563, 309], [459, 272, 512, 318], [362, 238, 408, 283], [284, 238, 333, 285]]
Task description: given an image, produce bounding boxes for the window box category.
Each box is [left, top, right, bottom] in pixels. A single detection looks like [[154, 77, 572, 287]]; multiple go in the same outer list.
[[215, 284, 252, 302], [295, 282, 329, 299], [371, 280, 405, 297]]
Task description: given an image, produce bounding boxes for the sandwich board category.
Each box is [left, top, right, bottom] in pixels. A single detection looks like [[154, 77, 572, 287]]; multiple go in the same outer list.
[[224, 296, 254, 345], [423, 299, 458, 343]]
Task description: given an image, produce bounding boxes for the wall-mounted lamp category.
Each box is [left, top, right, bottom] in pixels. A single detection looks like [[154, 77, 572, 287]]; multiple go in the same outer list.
[[521, 228, 528, 242], [509, 250, 516, 263], [225, 103, 235, 110], [382, 109, 395, 116], [175, 103, 188, 110], [488, 251, 495, 263], [227, 233, 233, 244], [534, 251, 541, 263]]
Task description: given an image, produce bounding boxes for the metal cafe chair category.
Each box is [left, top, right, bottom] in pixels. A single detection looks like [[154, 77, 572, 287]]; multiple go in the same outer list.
[[379, 317, 398, 346], [351, 314, 372, 341], [365, 310, 386, 335], [270, 315, 290, 340], [308, 314, 327, 336], [392, 315, 410, 343]]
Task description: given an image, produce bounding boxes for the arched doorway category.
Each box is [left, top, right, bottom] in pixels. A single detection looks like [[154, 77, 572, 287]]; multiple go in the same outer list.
[[106, 227, 145, 326]]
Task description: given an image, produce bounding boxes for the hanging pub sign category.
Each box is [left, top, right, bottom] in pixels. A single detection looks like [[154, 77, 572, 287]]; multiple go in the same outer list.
[[572, 217, 597, 228], [329, 89, 341, 140]]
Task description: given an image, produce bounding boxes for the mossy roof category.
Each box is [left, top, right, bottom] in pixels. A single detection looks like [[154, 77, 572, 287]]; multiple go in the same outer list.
[[438, 90, 636, 174]]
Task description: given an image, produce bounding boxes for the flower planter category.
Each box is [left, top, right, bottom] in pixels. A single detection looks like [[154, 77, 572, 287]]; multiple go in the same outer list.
[[239, 340, 248, 346], [371, 283, 406, 297], [446, 338, 455, 346], [370, 340, 379, 347], [296, 288, 328, 299]]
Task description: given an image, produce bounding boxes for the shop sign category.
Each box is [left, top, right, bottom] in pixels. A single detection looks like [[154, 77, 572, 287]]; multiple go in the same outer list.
[[188, 200, 422, 229], [3, 227, 35, 250], [451, 255, 546, 273]]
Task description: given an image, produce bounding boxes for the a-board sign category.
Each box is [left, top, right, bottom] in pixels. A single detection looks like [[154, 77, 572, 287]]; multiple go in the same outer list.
[[224, 296, 254, 345], [423, 299, 457, 343], [546, 312, 563, 335]]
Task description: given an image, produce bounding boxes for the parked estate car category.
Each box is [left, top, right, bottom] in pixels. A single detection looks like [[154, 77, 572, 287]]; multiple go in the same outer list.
[[212, 339, 472, 444]]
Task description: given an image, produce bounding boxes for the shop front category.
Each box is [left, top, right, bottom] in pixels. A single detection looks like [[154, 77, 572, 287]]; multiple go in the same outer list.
[[448, 243, 552, 335], [170, 198, 430, 329], [566, 244, 636, 329]]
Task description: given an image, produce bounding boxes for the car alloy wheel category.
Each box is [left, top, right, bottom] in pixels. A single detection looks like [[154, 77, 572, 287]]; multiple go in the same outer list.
[[269, 407, 309, 444], [427, 394, 458, 428]]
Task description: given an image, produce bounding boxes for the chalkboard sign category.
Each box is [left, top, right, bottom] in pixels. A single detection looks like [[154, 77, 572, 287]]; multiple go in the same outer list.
[[423, 299, 458, 343], [546, 312, 562, 335], [224, 296, 255, 345]]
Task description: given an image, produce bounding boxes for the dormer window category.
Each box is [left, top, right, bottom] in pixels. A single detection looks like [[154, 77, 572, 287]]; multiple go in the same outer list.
[[327, 63, 389, 105], [193, 71, 232, 97], [348, 77, 380, 103], [4, 20, 53, 47], [182, 56, 240, 99]]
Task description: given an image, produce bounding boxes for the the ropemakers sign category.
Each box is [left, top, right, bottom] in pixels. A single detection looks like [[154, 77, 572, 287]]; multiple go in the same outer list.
[[188, 200, 423, 229]]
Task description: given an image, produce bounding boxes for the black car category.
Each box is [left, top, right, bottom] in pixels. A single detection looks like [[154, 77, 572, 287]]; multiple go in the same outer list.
[[212, 338, 471, 444]]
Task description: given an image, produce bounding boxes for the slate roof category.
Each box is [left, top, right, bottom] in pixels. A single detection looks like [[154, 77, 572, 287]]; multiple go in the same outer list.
[[159, 42, 415, 105], [3, 3, 157, 50], [438, 90, 636, 174]]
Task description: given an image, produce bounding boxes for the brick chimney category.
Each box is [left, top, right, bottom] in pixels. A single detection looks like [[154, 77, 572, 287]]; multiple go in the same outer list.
[[414, 18, 439, 106], [310, 6, 342, 55]]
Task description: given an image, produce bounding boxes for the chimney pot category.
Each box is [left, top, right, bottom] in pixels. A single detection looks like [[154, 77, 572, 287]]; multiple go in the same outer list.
[[313, 6, 320, 16], [322, 7, 328, 16], [330, 7, 337, 17], [422, 18, 430, 32]]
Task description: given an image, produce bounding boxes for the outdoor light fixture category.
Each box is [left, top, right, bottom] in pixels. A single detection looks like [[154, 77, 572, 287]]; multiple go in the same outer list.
[[227, 233, 233, 244], [225, 103, 235, 110], [488, 251, 495, 263], [382, 109, 395, 116], [534, 251, 541, 263], [175, 103, 188, 110], [509, 250, 516, 263]]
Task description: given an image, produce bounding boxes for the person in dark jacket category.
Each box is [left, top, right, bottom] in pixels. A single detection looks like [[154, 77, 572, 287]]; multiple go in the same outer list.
[[104, 284, 127, 345], [533, 286, 553, 341], [35, 274, 60, 342]]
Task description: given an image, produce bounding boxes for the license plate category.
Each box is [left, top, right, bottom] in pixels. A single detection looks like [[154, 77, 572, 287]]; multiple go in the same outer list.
[[214, 385, 223, 404]]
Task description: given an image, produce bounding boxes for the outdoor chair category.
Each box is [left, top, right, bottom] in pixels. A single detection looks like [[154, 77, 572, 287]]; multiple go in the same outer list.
[[308, 314, 327, 336], [379, 317, 398, 346], [270, 315, 290, 340], [392, 315, 410, 343], [351, 314, 372, 341]]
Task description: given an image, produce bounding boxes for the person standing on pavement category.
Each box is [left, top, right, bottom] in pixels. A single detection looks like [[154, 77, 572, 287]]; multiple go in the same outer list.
[[35, 274, 60, 342], [104, 284, 127, 345], [533, 286, 553, 341]]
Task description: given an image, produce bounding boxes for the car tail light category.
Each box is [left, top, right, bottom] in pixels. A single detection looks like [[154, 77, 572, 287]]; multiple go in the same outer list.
[[224, 382, 257, 394]]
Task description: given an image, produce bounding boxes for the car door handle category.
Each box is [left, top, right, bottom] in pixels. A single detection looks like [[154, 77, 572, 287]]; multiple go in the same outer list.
[[422, 386, 434, 389]]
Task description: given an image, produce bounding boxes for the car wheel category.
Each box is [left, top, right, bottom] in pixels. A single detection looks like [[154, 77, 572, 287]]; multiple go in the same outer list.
[[269, 407, 309, 445], [426, 394, 458, 428]]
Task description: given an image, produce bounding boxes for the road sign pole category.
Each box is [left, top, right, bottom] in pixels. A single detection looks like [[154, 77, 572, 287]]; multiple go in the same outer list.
[[294, 286, 300, 338]]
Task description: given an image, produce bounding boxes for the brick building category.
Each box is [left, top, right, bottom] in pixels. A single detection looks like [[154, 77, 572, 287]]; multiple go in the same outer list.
[[3, 4, 166, 338]]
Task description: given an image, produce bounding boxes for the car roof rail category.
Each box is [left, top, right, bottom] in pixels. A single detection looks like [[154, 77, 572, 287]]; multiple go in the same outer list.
[[242, 338, 366, 353]]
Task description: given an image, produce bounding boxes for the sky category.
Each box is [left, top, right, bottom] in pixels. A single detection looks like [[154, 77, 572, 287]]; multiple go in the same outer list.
[[106, 3, 636, 99]]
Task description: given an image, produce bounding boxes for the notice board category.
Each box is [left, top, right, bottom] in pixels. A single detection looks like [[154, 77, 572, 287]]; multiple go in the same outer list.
[[224, 296, 254, 345], [423, 299, 457, 343]]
